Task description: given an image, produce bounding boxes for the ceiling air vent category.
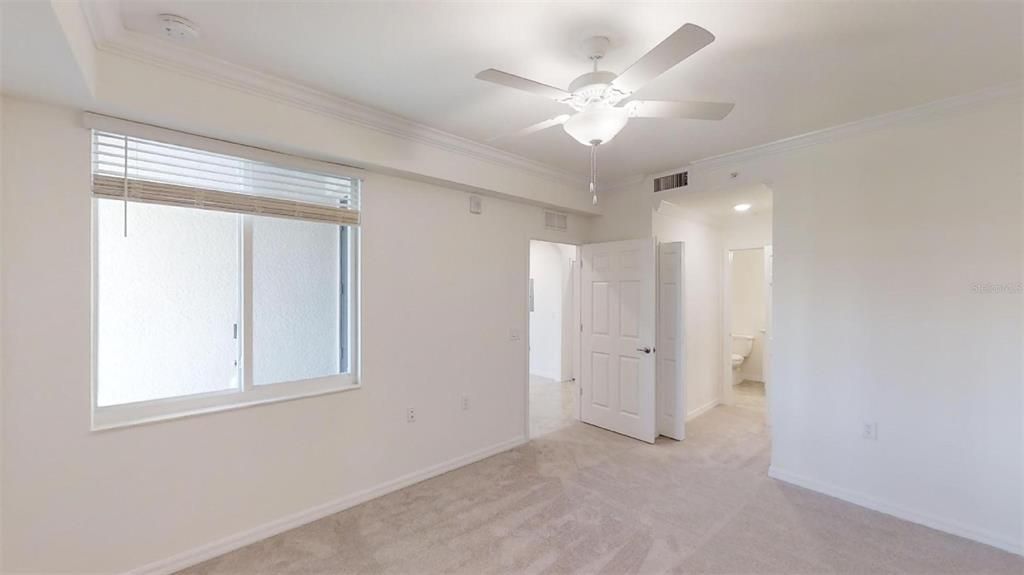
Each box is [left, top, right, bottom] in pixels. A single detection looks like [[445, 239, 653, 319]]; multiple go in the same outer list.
[[654, 171, 688, 192], [544, 211, 568, 231]]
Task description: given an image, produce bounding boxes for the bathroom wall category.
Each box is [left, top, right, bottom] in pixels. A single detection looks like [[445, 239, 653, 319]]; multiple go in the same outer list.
[[730, 248, 766, 382]]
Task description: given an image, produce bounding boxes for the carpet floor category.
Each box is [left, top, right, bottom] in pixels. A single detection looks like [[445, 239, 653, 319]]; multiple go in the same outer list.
[[178, 400, 1021, 574]]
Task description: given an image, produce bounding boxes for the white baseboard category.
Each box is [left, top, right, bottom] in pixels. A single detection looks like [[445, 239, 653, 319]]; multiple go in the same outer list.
[[127, 436, 528, 575], [768, 466, 1023, 557], [686, 399, 719, 422]]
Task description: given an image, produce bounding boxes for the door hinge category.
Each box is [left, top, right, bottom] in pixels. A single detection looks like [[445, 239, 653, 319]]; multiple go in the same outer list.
[[233, 323, 239, 339]]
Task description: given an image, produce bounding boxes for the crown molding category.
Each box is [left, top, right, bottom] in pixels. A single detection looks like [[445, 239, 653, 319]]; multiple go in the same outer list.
[[643, 81, 1023, 181], [600, 174, 648, 194], [79, 2, 587, 189]]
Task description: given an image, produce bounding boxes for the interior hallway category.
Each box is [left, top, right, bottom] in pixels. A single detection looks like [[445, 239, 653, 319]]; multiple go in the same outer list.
[[529, 374, 577, 438], [733, 379, 766, 412], [177, 402, 1021, 575]]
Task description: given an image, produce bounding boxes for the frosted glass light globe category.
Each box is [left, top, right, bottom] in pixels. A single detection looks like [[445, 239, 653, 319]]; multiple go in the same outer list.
[[562, 107, 629, 145]]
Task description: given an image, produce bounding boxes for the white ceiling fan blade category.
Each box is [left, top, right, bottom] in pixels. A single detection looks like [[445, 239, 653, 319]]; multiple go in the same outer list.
[[475, 69, 571, 101], [489, 114, 571, 141], [627, 100, 734, 120], [612, 23, 715, 94]]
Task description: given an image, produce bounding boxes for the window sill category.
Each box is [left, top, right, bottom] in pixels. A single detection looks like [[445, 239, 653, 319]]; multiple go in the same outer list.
[[92, 375, 359, 431]]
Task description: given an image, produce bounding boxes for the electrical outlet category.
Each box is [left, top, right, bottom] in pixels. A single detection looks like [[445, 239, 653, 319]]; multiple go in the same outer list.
[[461, 395, 470, 411], [861, 421, 878, 440], [407, 407, 416, 423], [509, 328, 521, 342]]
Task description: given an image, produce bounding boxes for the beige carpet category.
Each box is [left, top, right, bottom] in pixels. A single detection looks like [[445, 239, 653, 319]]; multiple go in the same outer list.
[[178, 397, 1021, 574]]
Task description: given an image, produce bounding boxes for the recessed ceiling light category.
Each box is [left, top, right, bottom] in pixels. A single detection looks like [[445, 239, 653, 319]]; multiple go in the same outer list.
[[733, 203, 752, 212]]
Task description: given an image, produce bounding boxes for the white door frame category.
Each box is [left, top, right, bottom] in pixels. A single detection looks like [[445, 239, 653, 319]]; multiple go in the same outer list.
[[524, 239, 582, 440]]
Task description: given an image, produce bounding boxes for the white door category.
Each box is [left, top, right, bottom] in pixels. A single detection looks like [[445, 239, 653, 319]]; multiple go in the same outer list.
[[580, 239, 657, 443], [657, 242, 685, 440]]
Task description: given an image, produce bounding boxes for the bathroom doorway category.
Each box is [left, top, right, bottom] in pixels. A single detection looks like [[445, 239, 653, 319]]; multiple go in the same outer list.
[[724, 246, 772, 418], [528, 240, 579, 438]]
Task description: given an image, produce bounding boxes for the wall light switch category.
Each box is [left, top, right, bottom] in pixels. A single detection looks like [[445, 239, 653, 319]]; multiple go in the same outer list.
[[469, 195, 482, 214]]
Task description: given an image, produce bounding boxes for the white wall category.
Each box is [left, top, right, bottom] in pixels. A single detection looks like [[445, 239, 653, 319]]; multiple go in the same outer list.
[[94, 48, 598, 217], [652, 207, 724, 419], [0, 85, 5, 574], [724, 210, 772, 250], [687, 93, 1024, 553], [587, 184, 653, 242], [0, 96, 592, 573], [730, 248, 766, 382], [528, 241, 575, 382]]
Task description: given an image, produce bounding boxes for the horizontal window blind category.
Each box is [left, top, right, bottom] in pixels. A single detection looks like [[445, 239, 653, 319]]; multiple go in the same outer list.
[[92, 131, 360, 226]]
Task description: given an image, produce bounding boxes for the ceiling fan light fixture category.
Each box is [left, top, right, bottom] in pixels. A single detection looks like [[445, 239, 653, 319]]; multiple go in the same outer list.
[[562, 107, 629, 146]]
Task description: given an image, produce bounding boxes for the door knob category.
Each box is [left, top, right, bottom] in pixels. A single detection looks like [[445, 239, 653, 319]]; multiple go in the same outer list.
[[637, 346, 653, 354]]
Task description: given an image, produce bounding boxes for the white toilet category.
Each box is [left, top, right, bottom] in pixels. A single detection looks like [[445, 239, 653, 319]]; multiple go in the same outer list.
[[731, 334, 754, 385]]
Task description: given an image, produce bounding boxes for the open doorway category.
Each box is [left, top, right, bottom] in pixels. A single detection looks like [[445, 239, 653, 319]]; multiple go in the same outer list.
[[651, 183, 773, 430], [528, 240, 578, 438], [727, 248, 769, 414]]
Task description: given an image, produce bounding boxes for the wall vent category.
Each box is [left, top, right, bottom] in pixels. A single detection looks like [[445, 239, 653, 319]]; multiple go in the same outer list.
[[654, 171, 688, 192], [544, 211, 568, 231]]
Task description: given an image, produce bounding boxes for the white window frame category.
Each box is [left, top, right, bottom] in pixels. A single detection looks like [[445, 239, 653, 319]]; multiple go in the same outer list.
[[87, 114, 363, 430], [91, 214, 360, 430]]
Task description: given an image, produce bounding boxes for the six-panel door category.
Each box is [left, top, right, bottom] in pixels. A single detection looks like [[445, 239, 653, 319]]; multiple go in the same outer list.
[[580, 239, 656, 443]]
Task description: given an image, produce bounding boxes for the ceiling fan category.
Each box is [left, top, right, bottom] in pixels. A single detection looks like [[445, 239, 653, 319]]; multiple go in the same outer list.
[[475, 23, 733, 205]]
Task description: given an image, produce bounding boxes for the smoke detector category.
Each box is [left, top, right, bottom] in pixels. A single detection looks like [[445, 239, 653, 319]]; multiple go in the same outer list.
[[158, 14, 200, 43]]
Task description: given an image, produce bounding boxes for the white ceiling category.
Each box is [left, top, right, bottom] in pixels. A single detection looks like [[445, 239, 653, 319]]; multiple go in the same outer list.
[[118, 1, 1022, 182], [661, 184, 772, 224]]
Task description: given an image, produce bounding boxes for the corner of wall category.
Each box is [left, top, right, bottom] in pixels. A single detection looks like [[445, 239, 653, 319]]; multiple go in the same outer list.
[[51, 0, 98, 99], [586, 178, 656, 243]]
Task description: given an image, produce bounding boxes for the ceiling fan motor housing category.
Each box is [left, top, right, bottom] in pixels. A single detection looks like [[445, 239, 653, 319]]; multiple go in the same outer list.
[[568, 71, 617, 95], [567, 71, 628, 110]]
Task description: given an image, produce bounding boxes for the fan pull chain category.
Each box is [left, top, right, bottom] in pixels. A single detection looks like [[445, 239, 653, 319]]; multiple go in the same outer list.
[[589, 142, 599, 205]]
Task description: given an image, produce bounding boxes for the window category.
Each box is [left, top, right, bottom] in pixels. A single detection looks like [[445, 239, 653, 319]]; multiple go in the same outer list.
[[89, 120, 361, 429]]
